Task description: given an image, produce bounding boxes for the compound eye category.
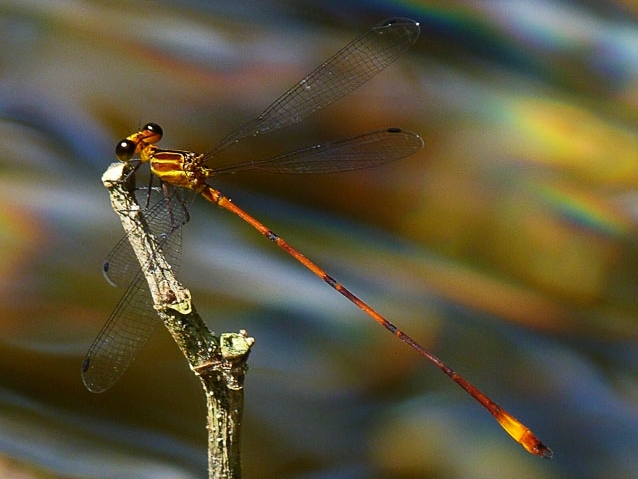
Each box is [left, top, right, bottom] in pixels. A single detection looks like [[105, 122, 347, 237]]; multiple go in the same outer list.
[[115, 138, 137, 162], [143, 122, 163, 139]]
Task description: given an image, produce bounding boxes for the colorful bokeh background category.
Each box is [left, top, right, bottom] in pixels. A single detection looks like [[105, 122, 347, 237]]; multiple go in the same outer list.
[[1, 1, 637, 478]]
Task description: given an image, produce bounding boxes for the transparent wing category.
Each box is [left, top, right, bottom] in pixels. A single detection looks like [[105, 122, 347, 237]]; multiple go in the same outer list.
[[83, 187, 190, 392], [82, 268, 158, 393], [212, 128, 423, 175], [205, 17, 420, 158]]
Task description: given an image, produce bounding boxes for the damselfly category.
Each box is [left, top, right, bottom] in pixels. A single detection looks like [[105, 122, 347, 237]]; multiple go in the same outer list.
[[82, 18, 552, 458]]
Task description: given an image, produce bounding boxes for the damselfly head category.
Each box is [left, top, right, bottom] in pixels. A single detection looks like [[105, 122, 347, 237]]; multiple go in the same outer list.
[[115, 123, 164, 162]]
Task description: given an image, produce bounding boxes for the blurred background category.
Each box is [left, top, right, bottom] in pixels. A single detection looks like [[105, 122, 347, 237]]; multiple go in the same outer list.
[[0, 0, 637, 478]]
